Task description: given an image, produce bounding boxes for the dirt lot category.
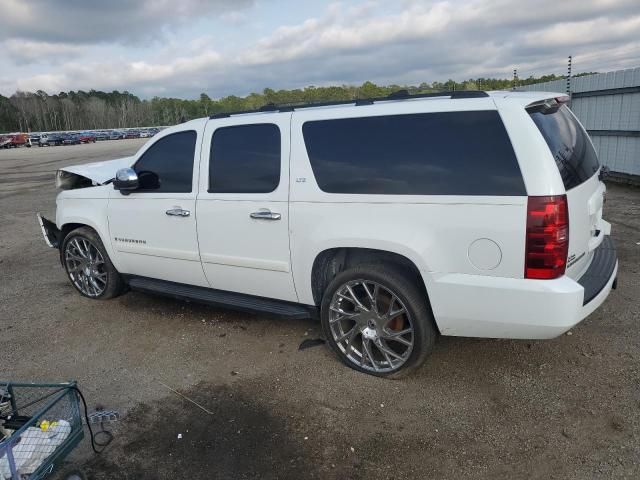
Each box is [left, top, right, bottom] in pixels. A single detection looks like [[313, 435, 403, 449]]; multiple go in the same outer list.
[[1, 141, 639, 479]]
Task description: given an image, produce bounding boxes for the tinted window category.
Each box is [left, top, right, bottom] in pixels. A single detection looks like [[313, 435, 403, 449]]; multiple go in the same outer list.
[[302, 111, 525, 195], [134, 131, 196, 193], [528, 104, 599, 190], [209, 124, 281, 193]]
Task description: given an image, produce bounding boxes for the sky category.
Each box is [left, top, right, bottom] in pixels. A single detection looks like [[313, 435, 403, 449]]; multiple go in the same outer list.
[[0, 0, 639, 99]]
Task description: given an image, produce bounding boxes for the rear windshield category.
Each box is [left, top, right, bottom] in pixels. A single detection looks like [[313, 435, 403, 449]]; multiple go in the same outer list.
[[528, 104, 599, 190]]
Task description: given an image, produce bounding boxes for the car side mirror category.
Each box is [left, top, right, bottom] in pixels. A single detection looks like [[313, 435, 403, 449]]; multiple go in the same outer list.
[[113, 168, 139, 194]]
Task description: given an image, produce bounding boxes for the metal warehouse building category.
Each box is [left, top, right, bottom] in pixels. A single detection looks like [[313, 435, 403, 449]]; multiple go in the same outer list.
[[519, 67, 640, 180]]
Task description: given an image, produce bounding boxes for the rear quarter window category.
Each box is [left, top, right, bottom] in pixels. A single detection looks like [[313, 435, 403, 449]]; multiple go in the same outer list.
[[528, 104, 599, 190], [302, 111, 526, 196]]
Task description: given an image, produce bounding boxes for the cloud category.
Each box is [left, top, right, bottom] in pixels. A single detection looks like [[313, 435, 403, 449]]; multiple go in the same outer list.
[[220, 10, 250, 26], [12, 51, 225, 95], [3, 40, 86, 65], [1, 0, 639, 98], [0, 0, 256, 44], [522, 16, 640, 49]]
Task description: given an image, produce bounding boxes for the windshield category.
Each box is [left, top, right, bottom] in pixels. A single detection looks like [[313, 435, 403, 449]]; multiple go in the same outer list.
[[528, 104, 599, 190]]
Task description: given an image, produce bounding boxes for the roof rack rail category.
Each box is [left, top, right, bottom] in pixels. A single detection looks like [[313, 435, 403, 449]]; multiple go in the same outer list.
[[387, 89, 410, 99], [259, 103, 278, 112], [208, 90, 488, 119]]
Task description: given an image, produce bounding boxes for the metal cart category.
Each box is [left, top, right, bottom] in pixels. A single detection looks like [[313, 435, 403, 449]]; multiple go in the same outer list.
[[0, 382, 84, 480]]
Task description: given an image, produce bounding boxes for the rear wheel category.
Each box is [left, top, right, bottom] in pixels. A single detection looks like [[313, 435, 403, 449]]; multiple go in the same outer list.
[[62, 227, 124, 299], [320, 265, 437, 378]]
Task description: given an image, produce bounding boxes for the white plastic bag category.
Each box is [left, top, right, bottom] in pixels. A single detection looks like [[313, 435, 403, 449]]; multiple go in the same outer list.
[[0, 420, 71, 479]]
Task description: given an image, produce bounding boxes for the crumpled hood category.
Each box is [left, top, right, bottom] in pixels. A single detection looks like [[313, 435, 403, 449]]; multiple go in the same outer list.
[[58, 156, 134, 185]]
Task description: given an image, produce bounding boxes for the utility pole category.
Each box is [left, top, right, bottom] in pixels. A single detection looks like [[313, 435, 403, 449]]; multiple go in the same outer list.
[[567, 55, 572, 95]]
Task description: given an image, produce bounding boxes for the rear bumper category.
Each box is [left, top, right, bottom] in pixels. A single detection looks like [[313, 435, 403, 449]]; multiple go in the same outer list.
[[578, 235, 616, 305], [426, 236, 618, 339]]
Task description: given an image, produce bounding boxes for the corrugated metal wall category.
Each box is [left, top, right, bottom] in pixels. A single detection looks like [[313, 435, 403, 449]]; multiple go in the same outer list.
[[519, 67, 640, 177]]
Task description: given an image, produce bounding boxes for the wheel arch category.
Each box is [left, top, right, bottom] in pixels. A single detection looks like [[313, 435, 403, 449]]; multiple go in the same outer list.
[[57, 217, 120, 271], [58, 222, 97, 264], [310, 247, 438, 330], [59, 222, 89, 244], [58, 219, 105, 246]]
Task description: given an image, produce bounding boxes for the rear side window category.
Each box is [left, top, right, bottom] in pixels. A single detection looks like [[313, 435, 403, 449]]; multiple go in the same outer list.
[[209, 124, 280, 193], [302, 111, 525, 196], [528, 104, 599, 190], [134, 131, 196, 193]]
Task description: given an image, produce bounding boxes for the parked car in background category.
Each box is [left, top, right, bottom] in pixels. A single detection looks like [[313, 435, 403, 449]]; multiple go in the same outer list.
[[62, 134, 82, 145], [40, 134, 64, 146], [109, 131, 124, 140], [139, 130, 151, 138], [124, 130, 140, 139], [78, 132, 97, 143], [1, 133, 30, 148], [95, 131, 109, 141]]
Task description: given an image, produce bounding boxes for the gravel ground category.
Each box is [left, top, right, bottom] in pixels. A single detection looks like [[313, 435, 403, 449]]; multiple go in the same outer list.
[[1, 140, 639, 479]]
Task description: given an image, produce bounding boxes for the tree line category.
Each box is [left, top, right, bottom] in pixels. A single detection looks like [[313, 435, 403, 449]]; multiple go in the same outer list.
[[0, 73, 593, 133]]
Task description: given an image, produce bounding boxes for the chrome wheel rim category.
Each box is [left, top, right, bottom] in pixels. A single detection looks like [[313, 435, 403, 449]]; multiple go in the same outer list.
[[329, 280, 414, 373], [64, 237, 107, 297]]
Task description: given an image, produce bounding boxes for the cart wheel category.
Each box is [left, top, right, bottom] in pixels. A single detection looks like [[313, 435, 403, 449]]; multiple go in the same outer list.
[[58, 468, 86, 480], [66, 475, 85, 480]]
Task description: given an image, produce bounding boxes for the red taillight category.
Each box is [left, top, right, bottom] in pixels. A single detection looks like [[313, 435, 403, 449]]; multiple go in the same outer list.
[[525, 195, 569, 279]]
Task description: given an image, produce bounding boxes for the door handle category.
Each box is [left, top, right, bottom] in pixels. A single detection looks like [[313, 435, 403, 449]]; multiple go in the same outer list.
[[166, 208, 190, 217], [250, 209, 281, 220]]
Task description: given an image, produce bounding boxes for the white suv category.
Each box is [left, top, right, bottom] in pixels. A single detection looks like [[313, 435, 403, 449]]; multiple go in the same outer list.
[[38, 90, 618, 377]]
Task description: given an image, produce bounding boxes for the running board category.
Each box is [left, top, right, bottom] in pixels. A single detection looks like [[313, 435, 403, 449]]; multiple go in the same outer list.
[[126, 276, 314, 320]]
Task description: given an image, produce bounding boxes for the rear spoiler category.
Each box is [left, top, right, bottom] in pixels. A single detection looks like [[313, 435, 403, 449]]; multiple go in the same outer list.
[[525, 95, 570, 114]]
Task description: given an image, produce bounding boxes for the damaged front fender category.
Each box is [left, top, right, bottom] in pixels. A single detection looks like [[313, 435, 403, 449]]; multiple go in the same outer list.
[[56, 156, 134, 190], [55, 170, 94, 190]]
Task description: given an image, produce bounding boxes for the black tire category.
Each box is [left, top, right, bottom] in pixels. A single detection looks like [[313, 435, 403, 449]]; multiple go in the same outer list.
[[61, 226, 124, 300], [320, 264, 437, 378]]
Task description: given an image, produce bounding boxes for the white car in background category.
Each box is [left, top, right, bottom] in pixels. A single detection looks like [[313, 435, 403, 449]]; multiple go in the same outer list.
[[38, 90, 617, 377]]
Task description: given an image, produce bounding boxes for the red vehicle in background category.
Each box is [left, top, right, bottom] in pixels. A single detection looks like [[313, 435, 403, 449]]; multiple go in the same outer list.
[[124, 130, 140, 139], [78, 133, 97, 143], [0, 133, 30, 148]]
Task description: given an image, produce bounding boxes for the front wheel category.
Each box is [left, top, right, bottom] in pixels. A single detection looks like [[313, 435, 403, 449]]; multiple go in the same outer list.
[[62, 227, 124, 299], [320, 265, 437, 378]]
